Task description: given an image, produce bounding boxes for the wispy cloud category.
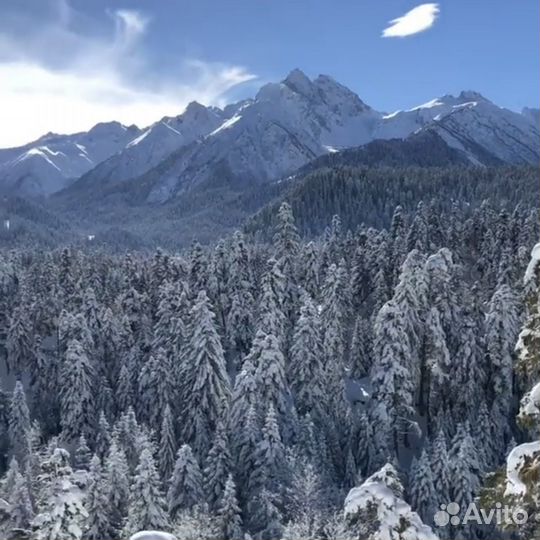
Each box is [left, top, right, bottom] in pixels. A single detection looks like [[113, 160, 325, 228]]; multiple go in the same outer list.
[[0, 2, 256, 147], [382, 3, 440, 38]]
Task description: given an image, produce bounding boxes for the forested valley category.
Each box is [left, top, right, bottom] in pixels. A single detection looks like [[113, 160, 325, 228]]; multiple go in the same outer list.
[[0, 193, 539, 540]]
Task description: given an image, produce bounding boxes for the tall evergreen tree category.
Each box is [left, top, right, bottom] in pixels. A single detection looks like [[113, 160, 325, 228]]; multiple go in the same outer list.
[[408, 449, 436, 524], [180, 291, 231, 459], [158, 403, 176, 482], [9, 381, 32, 468], [167, 444, 205, 519], [60, 338, 95, 441], [124, 446, 170, 536], [217, 474, 243, 540], [84, 455, 113, 540], [204, 421, 232, 509], [105, 439, 130, 537], [370, 301, 416, 449], [289, 292, 325, 417]]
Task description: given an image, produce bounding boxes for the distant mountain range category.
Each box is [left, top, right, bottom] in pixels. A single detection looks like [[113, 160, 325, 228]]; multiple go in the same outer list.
[[0, 69, 538, 249], [1, 69, 538, 200], [0, 122, 140, 196]]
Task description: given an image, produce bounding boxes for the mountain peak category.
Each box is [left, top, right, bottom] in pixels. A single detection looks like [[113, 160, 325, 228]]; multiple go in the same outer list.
[[458, 90, 488, 103], [283, 68, 313, 94], [87, 120, 132, 137], [185, 101, 207, 113]]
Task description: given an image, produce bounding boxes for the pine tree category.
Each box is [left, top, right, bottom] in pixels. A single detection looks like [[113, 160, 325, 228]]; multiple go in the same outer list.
[[257, 262, 286, 347], [298, 242, 320, 300], [406, 201, 429, 252], [409, 449, 436, 524], [84, 455, 113, 540], [286, 457, 323, 524], [74, 434, 92, 470], [217, 474, 243, 540], [29, 336, 60, 435], [226, 290, 255, 369], [167, 444, 205, 519], [254, 332, 291, 433], [116, 362, 133, 413], [273, 202, 300, 332], [158, 403, 176, 482], [104, 439, 130, 537], [6, 303, 34, 375], [485, 284, 520, 443], [349, 315, 372, 378], [450, 430, 481, 507], [394, 248, 428, 329], [138, 347, 173, 427], [370, 301, 415, 449], [425, 248, 460, 353], [91, 412, 110, 460], [320, 263, 347, 375], [229, 358, 258, 431], [7, 470, 34, 533], [124, 446, 170, 536], [204, 421, 232, 509], [232, 404, 260, 502], [423, 307, 451, 425], [1, 457, 20, 500], [430, 430, 451, 509], [114, 408, 140, 470], [289, 292, 326, 417], [453, 306, 486, 419], [388, 205, 408, 287], [250, 405, 285, 496], [60, 338, 96, 441], [9, 381, 32, 468], [180, 291, 231, 459], [248, 488, 283, 540], [189, 241, 209, 293]]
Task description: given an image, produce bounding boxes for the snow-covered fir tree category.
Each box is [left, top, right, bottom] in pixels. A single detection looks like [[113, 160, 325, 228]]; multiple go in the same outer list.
[[179, 290, 231, 459], [123, 445, 170, 536], [167, 444, 205, 520]]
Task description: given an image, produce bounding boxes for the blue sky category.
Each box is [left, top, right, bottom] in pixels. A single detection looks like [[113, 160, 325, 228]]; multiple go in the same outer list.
[[0, 0, 538, 146]]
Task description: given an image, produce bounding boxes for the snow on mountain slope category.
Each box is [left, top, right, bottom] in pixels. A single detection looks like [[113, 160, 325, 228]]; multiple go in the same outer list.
[[0, 122, 140, 196], [7, 68, 540, 201], [375, 91, 539, 165], [74, 102, 228, 191], [426, 97, 540, 165], [140, 69, 384, 202], [374, 91, 489, 140], [139, 75, 538, 203]]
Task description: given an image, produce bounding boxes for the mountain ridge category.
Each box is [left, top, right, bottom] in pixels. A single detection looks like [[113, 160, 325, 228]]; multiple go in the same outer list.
[[1, 69, 538, 202]]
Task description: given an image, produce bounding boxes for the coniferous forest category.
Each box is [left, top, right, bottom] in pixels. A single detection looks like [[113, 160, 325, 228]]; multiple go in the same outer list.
[[0, 195, 539, 540]]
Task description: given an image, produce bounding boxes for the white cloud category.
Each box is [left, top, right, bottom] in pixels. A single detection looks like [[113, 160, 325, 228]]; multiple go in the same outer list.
[[382, 3, 440, 38], [113, 9, 150, 50], [0, 3, 256, 147]]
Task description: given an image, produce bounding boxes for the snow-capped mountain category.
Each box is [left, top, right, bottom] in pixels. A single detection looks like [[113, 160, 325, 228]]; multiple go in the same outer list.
[[376, 92, 539, 165], [0, 122, 140, 196], [127, 69, 384, 203], [72, 102, 228, 192], [5, 69, 540, 201], [131, 72, 539, 203], [374, 92, 489, 140], [424, 95, 540, 165]]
